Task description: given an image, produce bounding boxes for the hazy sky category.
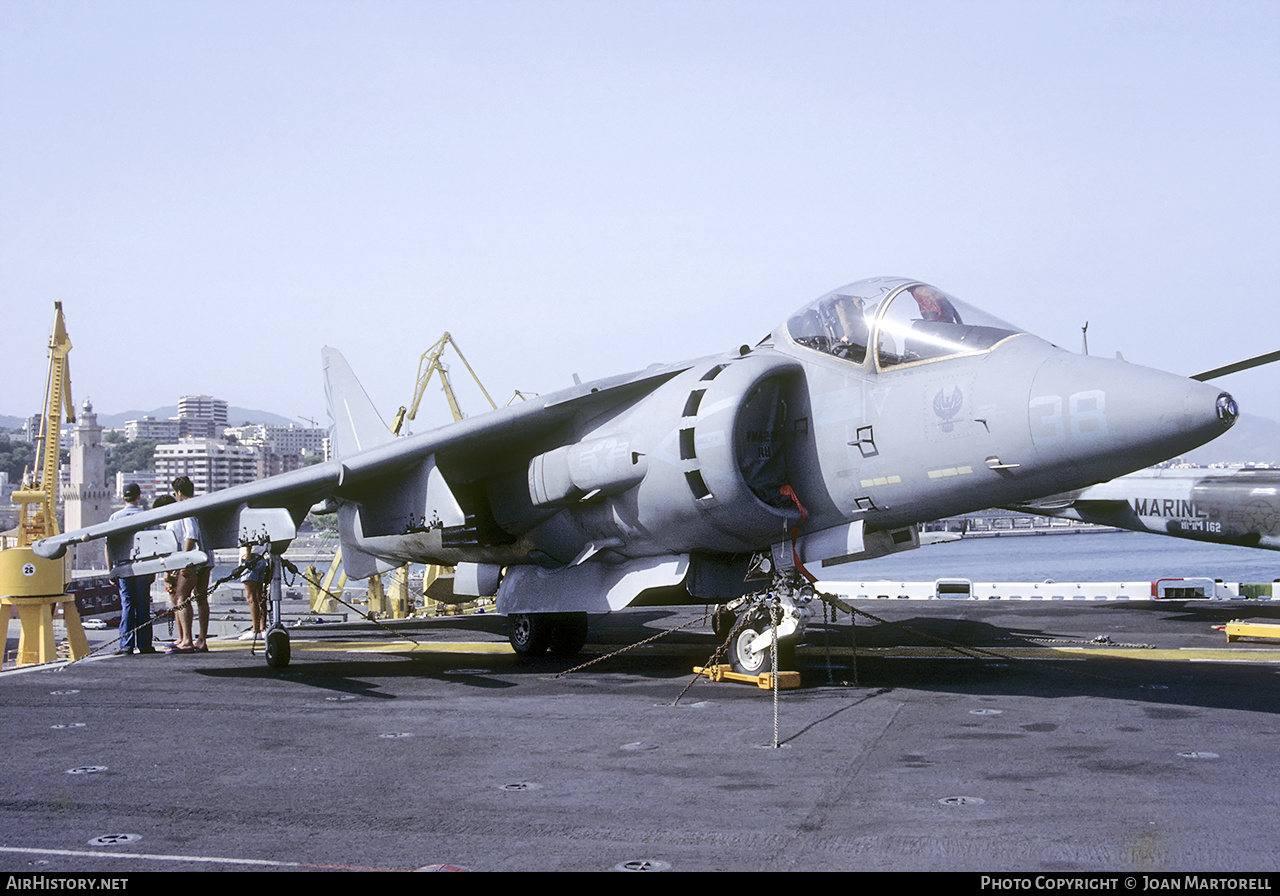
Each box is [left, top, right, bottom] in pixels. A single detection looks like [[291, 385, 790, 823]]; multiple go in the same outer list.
[[3, 0, 1278, 434]]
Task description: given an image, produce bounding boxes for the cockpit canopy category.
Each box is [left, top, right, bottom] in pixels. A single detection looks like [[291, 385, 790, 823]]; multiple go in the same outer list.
[[782, 277, 1026, 370]]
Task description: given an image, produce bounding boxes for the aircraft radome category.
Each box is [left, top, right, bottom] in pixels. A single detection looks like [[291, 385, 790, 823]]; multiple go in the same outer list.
[[35, 277, 1239, 671]]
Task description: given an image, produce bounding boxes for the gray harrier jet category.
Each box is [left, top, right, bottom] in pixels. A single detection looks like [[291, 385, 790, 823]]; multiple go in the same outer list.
[[35, 277, 1237, 670]]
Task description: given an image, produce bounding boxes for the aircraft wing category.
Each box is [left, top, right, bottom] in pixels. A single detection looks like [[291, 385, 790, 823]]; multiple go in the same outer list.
[[34, 350, 692, 565], [33, 461, 343, 564], [333, 357, 692, 488]]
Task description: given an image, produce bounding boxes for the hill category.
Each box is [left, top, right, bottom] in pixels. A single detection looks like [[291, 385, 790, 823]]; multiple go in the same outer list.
[[0, 406, 307, 432]]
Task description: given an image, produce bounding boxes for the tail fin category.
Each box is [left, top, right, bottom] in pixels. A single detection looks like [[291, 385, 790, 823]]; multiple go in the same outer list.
[[322, 347, 397, 460]]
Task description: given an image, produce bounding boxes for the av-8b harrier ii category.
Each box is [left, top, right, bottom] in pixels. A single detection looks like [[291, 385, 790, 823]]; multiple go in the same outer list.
[[35, 277, 1238, 671]]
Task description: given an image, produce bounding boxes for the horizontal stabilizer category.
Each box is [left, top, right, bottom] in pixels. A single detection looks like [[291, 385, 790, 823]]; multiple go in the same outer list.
[[1192, 349, 1280, 381]]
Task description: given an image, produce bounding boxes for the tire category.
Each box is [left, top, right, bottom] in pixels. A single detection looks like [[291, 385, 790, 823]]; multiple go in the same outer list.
[[729, 623, 796, 676], [265, 628, 290, 669], [711, 607, 735, 639], [547, 613, 588, 657], [508, 613, 551, 658]]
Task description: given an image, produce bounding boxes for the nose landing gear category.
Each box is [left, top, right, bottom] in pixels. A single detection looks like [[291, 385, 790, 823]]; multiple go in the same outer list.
[[714, 572, 813, 677], [729, 614, 797, 676]]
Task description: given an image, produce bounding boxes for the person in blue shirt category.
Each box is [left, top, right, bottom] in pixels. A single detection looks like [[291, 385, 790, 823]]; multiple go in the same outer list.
[[108, 483, 156, 655]]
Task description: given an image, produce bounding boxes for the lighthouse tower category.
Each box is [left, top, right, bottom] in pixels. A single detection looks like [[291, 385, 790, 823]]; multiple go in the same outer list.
[[65, 398, 112, 570]]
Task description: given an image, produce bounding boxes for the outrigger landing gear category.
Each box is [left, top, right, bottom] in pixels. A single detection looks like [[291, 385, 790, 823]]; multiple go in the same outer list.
[[263, 551, 290, 670], [508, 612, 589, 658], [264, 625, 290, 669]]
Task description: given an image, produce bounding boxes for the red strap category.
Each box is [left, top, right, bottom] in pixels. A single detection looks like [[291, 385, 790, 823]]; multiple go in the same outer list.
[[779, 485, 818, 584]]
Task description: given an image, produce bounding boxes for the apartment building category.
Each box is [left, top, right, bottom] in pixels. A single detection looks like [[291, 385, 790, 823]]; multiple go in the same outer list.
[[153, 438, 259, 495]]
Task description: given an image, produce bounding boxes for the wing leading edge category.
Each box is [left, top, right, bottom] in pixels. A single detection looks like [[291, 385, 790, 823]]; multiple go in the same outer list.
[[34, 348, 692, 566]]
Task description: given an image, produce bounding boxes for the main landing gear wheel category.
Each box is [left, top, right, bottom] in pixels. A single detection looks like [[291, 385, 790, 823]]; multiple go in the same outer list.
[[509, 613, 588, 659], [547, 613, 588, 657], [729, 618, 795, 676], [509, 613, 550, 657], [265, 627, 290, 669]]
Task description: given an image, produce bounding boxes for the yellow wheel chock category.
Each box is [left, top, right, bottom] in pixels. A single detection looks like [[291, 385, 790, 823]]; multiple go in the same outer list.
[[693, 664, 801, 690], [1224, 619, 1280, 643]]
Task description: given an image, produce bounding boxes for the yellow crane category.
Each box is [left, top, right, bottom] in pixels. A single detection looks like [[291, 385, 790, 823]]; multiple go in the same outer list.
[[0, 303, 90, 665], [391, 332, 497, 433], [392, 333, 501, 614]]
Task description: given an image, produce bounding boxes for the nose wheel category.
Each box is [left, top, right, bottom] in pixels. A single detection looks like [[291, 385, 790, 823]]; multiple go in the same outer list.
[[729, 615, 796, 675]]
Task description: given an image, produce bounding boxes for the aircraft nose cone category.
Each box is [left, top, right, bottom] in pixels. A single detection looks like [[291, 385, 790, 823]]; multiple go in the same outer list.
[[1026, 355, 1235, 484]]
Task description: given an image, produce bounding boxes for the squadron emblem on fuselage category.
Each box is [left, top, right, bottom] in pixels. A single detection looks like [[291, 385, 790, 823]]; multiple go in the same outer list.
[[932, 386, 964, 432]]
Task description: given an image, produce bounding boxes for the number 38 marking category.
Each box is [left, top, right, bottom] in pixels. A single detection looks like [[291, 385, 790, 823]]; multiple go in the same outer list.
[[1029, 390, 1108, 442]]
